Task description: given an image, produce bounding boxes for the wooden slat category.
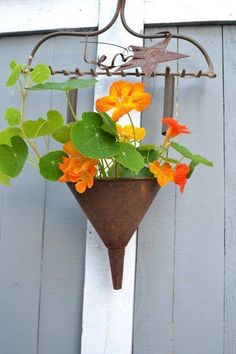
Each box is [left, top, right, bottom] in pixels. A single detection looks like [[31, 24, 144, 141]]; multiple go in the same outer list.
[[223, 24, 236, 354], [36, 37, 97, 354], [144, 0, 236, 24], [173, 26, 224, 354], [0, 0, 99, 34], [0, 35, 52, 354], [133, 26, 177, 354], [80, 0, 144, 353]]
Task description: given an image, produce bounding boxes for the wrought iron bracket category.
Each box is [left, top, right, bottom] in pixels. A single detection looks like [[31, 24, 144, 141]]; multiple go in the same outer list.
[[27, 0, 216, 79]]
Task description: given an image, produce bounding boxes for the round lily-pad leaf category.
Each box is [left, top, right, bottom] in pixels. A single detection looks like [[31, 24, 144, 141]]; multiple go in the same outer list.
[[39, 151, 67, 181], [0, 136, 28, 177], [116, 143, 144, 172], [71, 114, 120, 159], [4, 108, 21, 126], [30, 64, 51, 84]]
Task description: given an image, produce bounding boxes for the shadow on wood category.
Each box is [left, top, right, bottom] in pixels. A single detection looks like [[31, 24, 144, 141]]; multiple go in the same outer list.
[[68, 179, 159, 289]]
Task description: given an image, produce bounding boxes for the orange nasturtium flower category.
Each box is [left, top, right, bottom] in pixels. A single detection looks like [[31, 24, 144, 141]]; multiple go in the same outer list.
[[161, 117, 191, 139], [174, 163, 190, 193], [149, 161, 174, 187], [63, 140, 81, 157], [96, 81, 151, 122], [58, 141, 98, 193], [116, 124, 146, 142]]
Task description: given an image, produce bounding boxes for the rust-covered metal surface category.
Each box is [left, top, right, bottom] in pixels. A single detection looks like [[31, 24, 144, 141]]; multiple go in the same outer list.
[[68, 179, 159, 289]]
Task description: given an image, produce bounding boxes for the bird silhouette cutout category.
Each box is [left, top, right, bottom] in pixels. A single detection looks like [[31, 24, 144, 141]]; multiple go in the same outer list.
[[118, 35, 189, 77]]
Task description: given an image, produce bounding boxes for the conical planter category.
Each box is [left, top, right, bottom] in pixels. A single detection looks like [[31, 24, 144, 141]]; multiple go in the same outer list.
[[68, 179, 160, 290]]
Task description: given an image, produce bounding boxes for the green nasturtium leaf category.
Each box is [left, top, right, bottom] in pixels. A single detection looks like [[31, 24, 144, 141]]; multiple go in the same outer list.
[[137, 145, 159, 163], [71, 112, 120, 159], [22, 118, 45, 138], [170, 142, 193, 159], [0, 127, 22, 145], [191, 154, 214, 167], [81, 112, 102, 129], [4, 107, 21, 126], [52, 124, 73, 143], [29, 78, 97, 91], [137, 144, 157, 152], [22, 110, 64, 138], [108, 164, 153, 178], [0, 136, 28, 177], [187, 160, 199, 179], [170, 142, 213, 167], [30, 64, 51, 84], [187, 154, 213, 179], [38, 110, 64, 136], [116, 143, 144, 172], [0, 171, 11, 186], [99, 112, 118, 138], [10, 60, 17, 70], [5, 64, 22, 87], [39, 151, 67, 181]]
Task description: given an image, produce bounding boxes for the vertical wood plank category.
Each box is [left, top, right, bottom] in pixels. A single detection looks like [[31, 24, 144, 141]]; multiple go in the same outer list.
[[133, 26, 177, 354], [173, 26, 224, 354], [0, 35, 53, 354], [223, 24, 236, 354], [0, 0, 99, 34], [37, 36, 97, 354], [81, 1, 144, 353]]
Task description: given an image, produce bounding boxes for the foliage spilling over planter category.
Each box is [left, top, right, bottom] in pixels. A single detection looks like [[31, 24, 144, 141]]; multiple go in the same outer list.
[[0, 61, 213, 191]]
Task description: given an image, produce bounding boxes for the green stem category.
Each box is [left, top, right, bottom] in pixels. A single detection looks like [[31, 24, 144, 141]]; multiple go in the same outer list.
[[127, 112, 137, 148], [66, 92, 78, 121], [178, 156, 185, 164], [43, 136, 49, 152], [26, 159, 39, 168], [20, 85, 41, 159], [104, 159, 110, 171], [99, 160, 106, 178]]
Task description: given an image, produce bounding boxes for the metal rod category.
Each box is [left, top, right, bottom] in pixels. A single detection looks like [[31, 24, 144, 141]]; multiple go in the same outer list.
[[120, 0, 215, 74], [27, 0, 123, 65], [162, 74, 175, 135], [26, 0, 216, 77], [51, 68, 216, 78], [67, 89, 78, 123]]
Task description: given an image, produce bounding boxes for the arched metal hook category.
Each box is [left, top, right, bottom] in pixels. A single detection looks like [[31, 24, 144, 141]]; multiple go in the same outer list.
[[26, 0, 216, 78], [120, 0, 215, 75], [27, 0, 124, 65]]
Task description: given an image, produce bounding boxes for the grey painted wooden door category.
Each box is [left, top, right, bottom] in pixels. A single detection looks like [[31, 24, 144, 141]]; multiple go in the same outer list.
[[0, 25, 235, 354]]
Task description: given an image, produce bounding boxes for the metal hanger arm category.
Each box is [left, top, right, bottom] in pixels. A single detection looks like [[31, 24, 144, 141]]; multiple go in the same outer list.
[[120, 0, 215, 74], [27, 0, 123, 65]]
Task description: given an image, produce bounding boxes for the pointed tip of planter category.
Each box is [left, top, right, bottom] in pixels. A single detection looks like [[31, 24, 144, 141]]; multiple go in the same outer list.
[[108, 248, 125, 290], [68, 179, 160, 289]]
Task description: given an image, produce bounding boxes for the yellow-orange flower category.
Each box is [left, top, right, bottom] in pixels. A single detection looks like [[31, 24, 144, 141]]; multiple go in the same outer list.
[[58, 141, 98, 193], [149, 161, 174, 187], [73, 161, 98, 193], [174, 163, 189, 193], [96, 81, 151, 122], [161, 117, 191, 139], [116, 124, 146, 142]]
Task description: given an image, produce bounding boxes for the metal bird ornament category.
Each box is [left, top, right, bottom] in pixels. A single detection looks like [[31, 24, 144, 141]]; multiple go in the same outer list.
[[118, 34, 189, 77]]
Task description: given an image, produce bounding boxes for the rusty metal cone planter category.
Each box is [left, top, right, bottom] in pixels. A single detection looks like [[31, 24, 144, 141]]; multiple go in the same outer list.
[[67, 179, 160, 290]]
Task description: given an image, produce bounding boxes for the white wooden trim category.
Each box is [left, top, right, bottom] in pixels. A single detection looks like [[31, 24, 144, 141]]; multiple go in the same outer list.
[[144, 0, 236, 24], [80, 0, 144, 352], [0, 0, 99, 33], [1, 0, 236, 35]]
